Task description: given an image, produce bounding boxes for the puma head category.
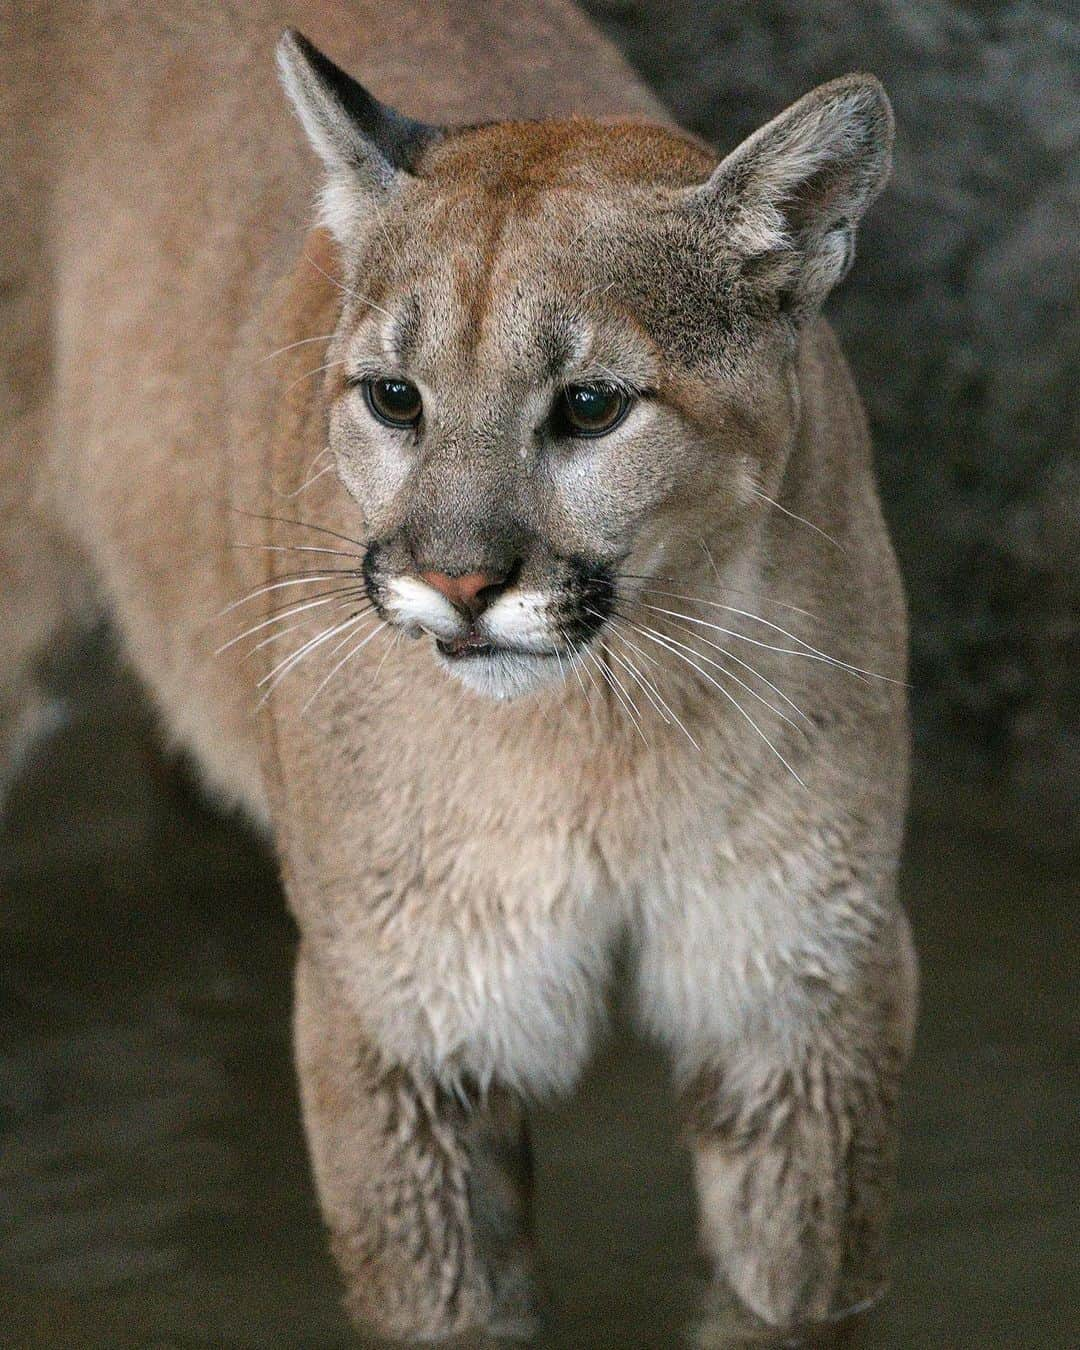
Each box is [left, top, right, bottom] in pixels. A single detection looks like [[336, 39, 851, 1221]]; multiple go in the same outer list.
[[277, 30, 893, 700]]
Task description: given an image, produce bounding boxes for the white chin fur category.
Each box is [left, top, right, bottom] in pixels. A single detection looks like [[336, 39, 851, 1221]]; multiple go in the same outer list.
[[436, 644, 567, 701]]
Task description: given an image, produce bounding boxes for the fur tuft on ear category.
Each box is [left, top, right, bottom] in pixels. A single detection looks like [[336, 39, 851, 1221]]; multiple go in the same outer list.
[[276, 29, 440, 242], [694, 74, 894, 314]]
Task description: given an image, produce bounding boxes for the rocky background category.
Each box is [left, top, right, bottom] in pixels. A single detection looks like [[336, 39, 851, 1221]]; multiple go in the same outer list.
[[583, 0, 1078, 799]]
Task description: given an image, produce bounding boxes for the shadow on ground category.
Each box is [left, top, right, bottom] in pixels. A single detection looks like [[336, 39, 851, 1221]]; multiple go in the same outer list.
[[1, 635, 1075, 1346]]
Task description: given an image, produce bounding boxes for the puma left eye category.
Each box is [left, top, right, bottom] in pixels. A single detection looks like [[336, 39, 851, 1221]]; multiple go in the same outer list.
[[554, 383, 630, 438], [363, 376, 423, 429]]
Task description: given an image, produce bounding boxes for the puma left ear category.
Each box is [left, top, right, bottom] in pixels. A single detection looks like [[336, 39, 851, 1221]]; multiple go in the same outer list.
[[694, 74, 894, 315], [276, 29, 440, 242]]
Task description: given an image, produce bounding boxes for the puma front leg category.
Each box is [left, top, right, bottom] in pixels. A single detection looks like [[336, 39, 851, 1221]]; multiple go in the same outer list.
[[639, 884, 917, 1339], [293, 946, 540, 1345], [683, 1024, 907, 1339]]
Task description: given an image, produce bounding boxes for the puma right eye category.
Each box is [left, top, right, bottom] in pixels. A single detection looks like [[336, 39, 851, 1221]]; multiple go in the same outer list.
[[553, 383, 631, 439], [362, 376, 423, 429]]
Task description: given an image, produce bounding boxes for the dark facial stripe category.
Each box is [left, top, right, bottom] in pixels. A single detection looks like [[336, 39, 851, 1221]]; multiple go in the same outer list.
[[560, 556, 617, 647]]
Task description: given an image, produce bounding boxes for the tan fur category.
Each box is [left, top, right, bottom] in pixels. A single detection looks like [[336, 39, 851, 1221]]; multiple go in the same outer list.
[[3, 2, 916, 1342]]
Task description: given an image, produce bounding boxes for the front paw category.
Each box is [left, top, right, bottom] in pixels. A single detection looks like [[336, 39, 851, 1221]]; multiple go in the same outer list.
[[688, 1278, 879, 1348]]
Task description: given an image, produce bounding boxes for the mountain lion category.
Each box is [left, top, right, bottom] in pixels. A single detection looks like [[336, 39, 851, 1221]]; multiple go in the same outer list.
[[2, 1, 917, 1343]]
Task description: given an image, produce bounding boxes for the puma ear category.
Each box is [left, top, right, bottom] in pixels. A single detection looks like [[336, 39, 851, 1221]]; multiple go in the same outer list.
[[276, 29, 440, 242], [693, 74, 894, 315]]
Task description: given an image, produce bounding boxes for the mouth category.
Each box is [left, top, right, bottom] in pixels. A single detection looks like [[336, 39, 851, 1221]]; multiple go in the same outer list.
[[430, 629, 568, 700], [436, 634, 498, 660], [435, 633, 554, 661]]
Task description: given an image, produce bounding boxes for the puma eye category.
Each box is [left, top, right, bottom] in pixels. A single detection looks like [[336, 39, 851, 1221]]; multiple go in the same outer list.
[[363, 376, 423, 428], [555, 383, 630, 438]]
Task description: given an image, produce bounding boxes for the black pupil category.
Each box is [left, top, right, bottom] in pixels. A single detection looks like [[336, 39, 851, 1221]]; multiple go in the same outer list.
[[566, 385, 620, 430], [373, 379, 419, 421]]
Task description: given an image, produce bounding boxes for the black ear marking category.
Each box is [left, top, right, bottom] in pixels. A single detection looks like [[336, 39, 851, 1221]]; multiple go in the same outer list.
[[279, 29, 438, 177]]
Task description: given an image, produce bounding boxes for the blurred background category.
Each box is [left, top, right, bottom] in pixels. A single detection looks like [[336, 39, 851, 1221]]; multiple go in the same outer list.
[[2, 2, 1077, 1347]]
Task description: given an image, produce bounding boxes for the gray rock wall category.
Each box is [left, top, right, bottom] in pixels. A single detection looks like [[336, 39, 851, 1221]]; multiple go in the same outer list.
[[583, 0, 1078, 794]]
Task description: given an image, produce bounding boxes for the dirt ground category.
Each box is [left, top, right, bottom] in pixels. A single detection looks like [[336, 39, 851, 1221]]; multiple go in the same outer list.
[[1, 636, 1075, 1347]]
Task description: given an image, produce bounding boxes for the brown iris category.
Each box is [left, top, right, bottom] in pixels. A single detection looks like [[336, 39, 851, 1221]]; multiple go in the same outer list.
[[556, 383, 630, 438], [364, 376, 423, 428]]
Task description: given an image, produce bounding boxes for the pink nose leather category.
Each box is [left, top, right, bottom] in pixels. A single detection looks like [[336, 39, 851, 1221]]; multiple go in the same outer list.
[[420, 570, 503, 616]]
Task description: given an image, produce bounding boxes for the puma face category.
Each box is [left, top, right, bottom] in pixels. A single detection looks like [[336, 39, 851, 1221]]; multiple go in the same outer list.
[[279, 31, 893, 699]]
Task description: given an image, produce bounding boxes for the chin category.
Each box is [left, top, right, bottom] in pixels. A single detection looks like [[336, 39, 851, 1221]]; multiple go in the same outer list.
[[434, 643, 569, 701]]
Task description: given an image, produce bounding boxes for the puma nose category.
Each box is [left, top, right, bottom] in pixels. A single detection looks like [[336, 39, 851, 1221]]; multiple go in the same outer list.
[[420, 569, 507, 619]]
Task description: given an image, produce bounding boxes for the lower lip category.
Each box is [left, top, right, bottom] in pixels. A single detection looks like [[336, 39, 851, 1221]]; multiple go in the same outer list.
[[436, 638, 500, 660], [435, 638, 556, 661]]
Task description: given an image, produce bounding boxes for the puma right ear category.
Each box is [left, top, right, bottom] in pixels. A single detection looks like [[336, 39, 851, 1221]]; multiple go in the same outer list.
[[276, 29, 440, 242], [693, 74, 894, 315]]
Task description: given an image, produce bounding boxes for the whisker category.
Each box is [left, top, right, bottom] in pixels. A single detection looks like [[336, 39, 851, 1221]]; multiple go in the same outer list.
[[274, 462, 335, 500], [229, 561, 363, 585], [300, 620, 388, 716], [232, 580, 366, 625], [602, 638, 666, 715], [633, 599, 891, 683], [217, 570, 362, 618], [579, 279, 616, 303], [585, 609, 667, 702], [371, 214, 405, 270], [271, 446, 331, 499], [228, 543, 364, 561], [585, 644, 648, 745], [600, 625, 702, 751], [215, 588, 368, 654], [751, 487, 845, 554], [256, 612, 369, 705], [602, 638, 673, 727], [370, 627, 402, 684], [240, 600, 374, 661], [284, 358, 345, 396], [228, 508, 365, 552], [611, 610, 804, 736], [618, 604, 814, 730], [615, 615, 808, 789], [614, 574, 818, 622], [570, 646, 601, 712], [303, 252, 397, 321], [258, 333, 335, 363]]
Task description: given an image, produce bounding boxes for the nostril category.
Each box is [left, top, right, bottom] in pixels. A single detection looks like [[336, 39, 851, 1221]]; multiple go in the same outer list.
[[420, 569, 507, 617], [474, 574, 510, 609]]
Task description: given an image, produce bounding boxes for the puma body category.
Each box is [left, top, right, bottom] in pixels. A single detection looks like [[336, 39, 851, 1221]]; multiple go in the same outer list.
[[4, 1, 916, 1341]]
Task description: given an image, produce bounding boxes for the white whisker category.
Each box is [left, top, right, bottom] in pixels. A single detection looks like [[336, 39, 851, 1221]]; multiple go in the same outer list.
[[586, 645, 648, 745], [258, 333, 335, 363], [256, 613, 369, 705], [215, 588, 367, 655], [285, 359, 345, 396], [304, 252, 397, 321], [217, 571, 361, 618], [603, 639, 671, 725], [300, 621, 388, 716], [751, 487, 845, 554], [241, 615, 334, 662], [370, 628, 402, 684], [621, 606, 814, 730], [612, 612, 804, 736], [570, 646, 602, 713], [275, 462, 335, 500], [617, 573, 818, 622], [228, 543, 364, 561], [601, 626, 702, 751], [241, 600, 374, 661], [617, 616, 808, 789], [636, 599, 890, 682]]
